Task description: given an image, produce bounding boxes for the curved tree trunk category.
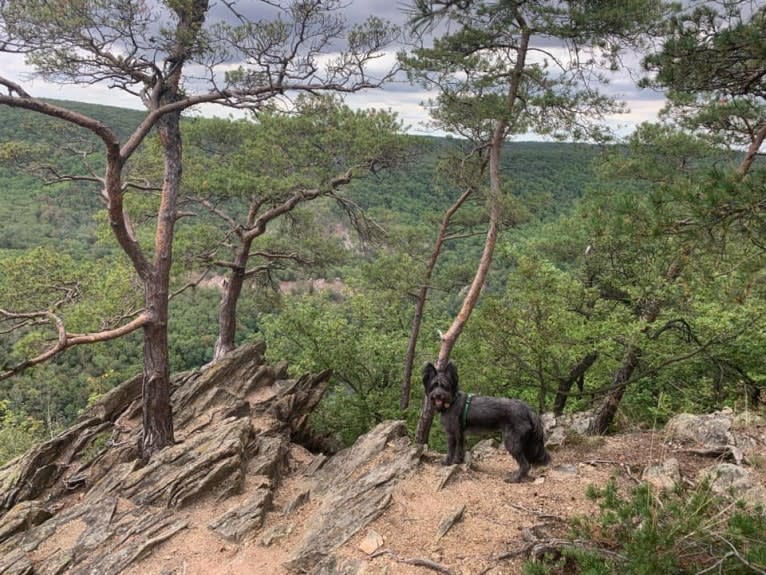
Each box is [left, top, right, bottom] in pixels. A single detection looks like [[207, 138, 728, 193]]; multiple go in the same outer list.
[[737, 121, 766, 177], [413, 24, 531, 445], [553, 352, 599, 416], [401, 186, 474, 409], [213, 250, 249, 362], [415, 123, 505, 445], [587, 347, 640, 435]]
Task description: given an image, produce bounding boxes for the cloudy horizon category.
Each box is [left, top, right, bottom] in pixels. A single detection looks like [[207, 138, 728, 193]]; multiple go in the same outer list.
[[0, 0, 668, 141]]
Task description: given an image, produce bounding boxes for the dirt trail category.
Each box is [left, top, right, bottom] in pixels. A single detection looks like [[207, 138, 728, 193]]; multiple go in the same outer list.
[[124, 429, 751, 575]]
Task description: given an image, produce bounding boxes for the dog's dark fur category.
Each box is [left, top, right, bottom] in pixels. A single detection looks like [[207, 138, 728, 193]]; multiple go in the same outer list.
[[423, 361, 550, 483]]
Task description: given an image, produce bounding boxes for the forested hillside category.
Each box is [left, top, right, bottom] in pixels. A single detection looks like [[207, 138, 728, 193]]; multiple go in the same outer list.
[[0, 100, 602, 450], [1, 97, 763, 460], [0, 101, 145, 251], [1, 0, 764, 572], [0, 103, 599, 254]]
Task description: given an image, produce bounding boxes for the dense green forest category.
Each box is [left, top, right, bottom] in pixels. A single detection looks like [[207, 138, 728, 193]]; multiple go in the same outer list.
[[1, 98, 763, 460], [1, 0, 764, 468], [0, 99, 601, 444], [1, 2, 764, 572]]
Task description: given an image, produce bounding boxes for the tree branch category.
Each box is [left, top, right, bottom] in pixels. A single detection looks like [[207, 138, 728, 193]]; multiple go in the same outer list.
[[0, 310, 150, 381]]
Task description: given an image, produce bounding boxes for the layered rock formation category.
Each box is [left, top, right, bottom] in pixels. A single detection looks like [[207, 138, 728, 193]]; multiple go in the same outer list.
[[0, 343, 422, 575]]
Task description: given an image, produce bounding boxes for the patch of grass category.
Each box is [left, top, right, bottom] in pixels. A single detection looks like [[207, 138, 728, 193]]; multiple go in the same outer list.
[[527, 479, 766, 575]]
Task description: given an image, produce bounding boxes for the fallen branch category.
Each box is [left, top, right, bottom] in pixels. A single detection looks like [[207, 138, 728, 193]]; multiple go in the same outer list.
[[370, 548, 455, 575], [507, 503, 565, 523], [680, 446, 744, 465]]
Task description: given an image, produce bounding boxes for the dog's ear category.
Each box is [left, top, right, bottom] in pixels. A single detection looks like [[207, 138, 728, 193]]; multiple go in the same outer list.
[[445, 361, 459, 390], [422, 362, 437, 390]]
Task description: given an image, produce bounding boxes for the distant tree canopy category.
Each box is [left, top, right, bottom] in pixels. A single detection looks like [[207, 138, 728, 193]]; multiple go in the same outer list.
[[0, 0, 399, 459], [0, 1, 764, 466]]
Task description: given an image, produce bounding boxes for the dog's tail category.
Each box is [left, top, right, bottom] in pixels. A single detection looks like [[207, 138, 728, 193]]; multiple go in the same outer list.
[[526, 411, 551, 465]]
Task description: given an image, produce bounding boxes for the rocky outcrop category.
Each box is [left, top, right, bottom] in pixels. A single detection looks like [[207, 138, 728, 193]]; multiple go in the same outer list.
[[664, 410, 736, 448], [664, 408, 766, 464], [0, 343, 425, 575], [285, 421, 422, 573], [660, 409, 766, 505], [0, 342, 334, 575], [4, 351, 761, 575], [697, 463, 766, 506], [641, 457, 681, 491], [542, 410, 595, 447]]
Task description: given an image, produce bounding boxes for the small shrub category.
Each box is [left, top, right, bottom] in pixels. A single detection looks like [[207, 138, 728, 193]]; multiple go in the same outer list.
[[528, 479, 766, 574], [0, 400, 44, 464]]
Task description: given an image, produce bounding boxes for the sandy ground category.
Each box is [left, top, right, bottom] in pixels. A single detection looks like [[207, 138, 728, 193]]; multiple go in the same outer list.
[[122, 429, 764, 575]]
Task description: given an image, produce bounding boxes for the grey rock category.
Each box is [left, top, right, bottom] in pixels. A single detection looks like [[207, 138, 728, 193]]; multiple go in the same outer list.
[[209, 483, 273, 542], [435, 504, 465, 541], [0, 343, 333, 575], [642, 458, 680, 491], [665, 411, 734, 447], [698, 463, 766, 506], [541, 411, 595, 446], [0, 500, 52, 544], [260, 523, 293, 546], [306, 556, 367, 575], [283, 489, 311, 515], [0, 547, 33, 575], [284, 421, 422, 572]]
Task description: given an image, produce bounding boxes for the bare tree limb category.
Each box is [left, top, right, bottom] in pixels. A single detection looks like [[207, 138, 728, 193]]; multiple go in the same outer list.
[[0, 310, 150, 381], [370, 549, 455, 575]]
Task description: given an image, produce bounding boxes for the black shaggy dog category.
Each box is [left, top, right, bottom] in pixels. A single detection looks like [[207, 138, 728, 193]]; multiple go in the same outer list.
[[423, 361, 550, 482]]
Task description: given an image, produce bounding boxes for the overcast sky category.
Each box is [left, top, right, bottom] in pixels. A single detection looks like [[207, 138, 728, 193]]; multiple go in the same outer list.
[[0, 0, 668, 140]]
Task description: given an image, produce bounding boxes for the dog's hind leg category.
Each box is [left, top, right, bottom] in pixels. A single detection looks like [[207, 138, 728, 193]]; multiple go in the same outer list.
[[502, 429, 531, 483]]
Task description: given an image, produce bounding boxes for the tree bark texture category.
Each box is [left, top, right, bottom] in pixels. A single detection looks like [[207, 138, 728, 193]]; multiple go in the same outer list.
[[213, 251, 248, 361], [414, 25, 531, 444], [140, 108, 183, 459], [415, 123, 506, 445], [553, 352, 599, 415], [414, 392, 436, 446], [587, 347, 641, 435], [401, 187, 473, 409]]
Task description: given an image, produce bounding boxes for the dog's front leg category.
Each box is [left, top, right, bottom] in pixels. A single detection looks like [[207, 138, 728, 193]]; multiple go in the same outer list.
[[444, 431, 458, 465], [454, 428, 466, 464]]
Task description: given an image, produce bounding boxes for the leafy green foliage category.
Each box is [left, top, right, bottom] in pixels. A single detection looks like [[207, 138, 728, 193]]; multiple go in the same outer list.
[[641, 0, 766, 187], [402, 0, 665, 142], [0, 94, 764, 453], [259, 255, 426, 446], [527, 479, 766, 574], [0, 400, 44, 463]]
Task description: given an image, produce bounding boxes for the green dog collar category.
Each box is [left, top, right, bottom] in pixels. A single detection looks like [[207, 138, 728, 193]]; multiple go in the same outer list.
[[461, 393, 474, 430]]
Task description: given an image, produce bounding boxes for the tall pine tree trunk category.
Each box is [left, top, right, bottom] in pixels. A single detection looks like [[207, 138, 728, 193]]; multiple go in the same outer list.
[[413, 27, 531, 445], [140, 108, 183, 459], [402, 187, 474, 410], [415, 123, 505, 445]]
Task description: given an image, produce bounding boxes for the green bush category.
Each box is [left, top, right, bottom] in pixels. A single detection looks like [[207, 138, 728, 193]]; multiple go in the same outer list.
[[0, 400, 44, 464], [526, 479, 766, 575]]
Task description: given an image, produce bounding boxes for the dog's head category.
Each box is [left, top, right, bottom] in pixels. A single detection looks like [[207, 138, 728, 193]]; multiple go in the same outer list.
[[422, 361, 459, 412]]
